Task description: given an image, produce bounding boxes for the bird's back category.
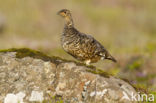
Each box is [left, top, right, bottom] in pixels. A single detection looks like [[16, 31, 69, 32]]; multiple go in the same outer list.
[[61, 26, 111, 63], [58, 9, 117, 64]]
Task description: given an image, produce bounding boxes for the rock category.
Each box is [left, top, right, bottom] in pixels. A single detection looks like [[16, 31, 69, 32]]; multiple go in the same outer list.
[[0, 48, 138, 103]]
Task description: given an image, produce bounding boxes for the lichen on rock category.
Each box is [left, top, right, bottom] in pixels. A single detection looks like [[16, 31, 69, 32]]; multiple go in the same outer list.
[[0, 48, 138, 103]]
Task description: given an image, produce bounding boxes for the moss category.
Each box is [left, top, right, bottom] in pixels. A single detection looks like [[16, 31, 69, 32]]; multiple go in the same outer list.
[[120, 78, 148, 94], [108, 68, 120, 76], [87, 67, 112, 78], [0, 48, 48, 58], [0, 48, 74, 65], [133, 84, 148, 94]]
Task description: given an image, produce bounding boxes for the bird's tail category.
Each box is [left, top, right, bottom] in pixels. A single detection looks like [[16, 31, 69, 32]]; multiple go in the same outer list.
[[105, 52, 117, 63]]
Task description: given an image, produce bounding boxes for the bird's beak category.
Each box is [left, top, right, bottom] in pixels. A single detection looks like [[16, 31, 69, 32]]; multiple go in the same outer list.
[[57, 10, 64, 15], [57, 12, 66, 17]]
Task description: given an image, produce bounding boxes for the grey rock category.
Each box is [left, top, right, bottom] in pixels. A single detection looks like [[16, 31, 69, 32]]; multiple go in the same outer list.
[[0, 49, 138, 103]]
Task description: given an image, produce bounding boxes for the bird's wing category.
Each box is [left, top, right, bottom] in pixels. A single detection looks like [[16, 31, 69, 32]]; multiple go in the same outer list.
[[79, 33, 108, 56], [82, 34, 117, 62]]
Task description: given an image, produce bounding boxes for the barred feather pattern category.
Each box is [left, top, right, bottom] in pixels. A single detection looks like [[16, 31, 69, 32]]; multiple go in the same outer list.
[[61, 26, 116, 63], [58, 9, 116, 64]]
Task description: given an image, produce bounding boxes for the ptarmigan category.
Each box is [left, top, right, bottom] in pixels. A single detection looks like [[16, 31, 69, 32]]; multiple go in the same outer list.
[[57, 9, 117, 65]]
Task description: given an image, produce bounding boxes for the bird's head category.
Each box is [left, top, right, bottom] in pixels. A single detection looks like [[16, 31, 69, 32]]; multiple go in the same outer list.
[[57, 9, 74, 27], [57, 9, 71, 18]]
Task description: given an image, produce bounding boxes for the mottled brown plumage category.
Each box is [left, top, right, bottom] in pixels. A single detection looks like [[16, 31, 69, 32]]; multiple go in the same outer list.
[[58, 9, 117, 65]]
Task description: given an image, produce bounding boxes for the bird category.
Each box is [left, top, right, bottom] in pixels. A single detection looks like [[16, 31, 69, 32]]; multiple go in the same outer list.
[[57, 9, 117, 65]]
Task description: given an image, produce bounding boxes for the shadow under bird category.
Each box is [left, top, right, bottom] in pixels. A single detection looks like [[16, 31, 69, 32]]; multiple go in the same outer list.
[[57, 9, 117, 65]]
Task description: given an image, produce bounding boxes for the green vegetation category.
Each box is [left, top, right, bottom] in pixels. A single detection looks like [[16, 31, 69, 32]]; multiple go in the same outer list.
[[127, 57, 144, 71], [87, 67, 112, 78], [0, 48, 63, 65], [0, 0, 155, 100]]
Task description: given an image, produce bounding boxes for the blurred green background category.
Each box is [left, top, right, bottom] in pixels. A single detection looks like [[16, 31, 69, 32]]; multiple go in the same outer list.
[[0, 0, 156, 92]]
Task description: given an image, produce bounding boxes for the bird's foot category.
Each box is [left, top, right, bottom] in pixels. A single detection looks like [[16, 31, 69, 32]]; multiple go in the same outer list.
[[84, 60, 91, 66]]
